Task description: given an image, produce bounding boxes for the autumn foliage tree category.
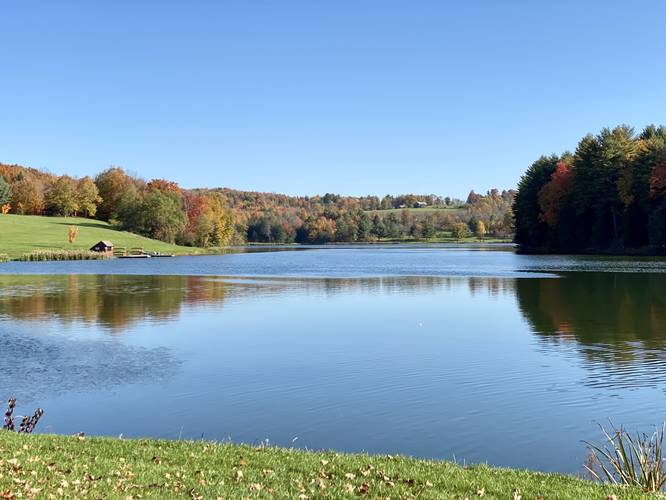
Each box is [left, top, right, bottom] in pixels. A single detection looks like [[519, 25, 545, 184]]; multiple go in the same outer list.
[[10, 175, 44, 215], [76, 176, 102, 217], [45, 176, 79, 216], [515, 125, 666, 252], [94, 167, 134, 221]]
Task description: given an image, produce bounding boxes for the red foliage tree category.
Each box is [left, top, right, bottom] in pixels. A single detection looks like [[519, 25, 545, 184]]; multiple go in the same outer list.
[[538, 161, 573, 228], [650, 157, 666, 201], [147, 179, 181, 194]]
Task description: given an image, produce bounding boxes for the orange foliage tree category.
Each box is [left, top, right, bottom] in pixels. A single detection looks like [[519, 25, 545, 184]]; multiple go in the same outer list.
[[538, 161, 573, 228]]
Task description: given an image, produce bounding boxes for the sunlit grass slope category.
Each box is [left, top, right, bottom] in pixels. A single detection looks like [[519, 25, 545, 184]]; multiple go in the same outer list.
[[0, 214, 201, 259], [0, 433, 650, 499]]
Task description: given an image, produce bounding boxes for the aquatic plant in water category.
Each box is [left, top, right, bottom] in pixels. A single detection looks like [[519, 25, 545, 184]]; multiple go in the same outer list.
[[17, 249, 107, 261], [585, 422, 666, 492], [3, 398, 43, 434]]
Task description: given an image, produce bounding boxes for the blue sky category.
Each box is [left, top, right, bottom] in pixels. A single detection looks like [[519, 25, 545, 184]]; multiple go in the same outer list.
[[2, 1, 665, 198]]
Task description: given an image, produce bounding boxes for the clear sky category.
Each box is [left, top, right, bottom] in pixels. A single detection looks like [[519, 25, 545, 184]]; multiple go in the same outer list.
[[2, 1, 665, 198]]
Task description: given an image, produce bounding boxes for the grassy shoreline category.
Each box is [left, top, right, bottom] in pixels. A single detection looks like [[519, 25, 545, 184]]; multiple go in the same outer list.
[[0, 214, 201, 260], [0, 433, 650, 499]]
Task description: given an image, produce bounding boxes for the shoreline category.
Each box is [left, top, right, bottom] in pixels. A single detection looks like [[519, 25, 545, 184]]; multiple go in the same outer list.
[[0, 433, 646, 499]]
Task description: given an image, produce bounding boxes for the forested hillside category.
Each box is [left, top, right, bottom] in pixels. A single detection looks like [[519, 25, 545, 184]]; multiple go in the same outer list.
[[514, 125, 666, 253], [0, 162, 515, 246]]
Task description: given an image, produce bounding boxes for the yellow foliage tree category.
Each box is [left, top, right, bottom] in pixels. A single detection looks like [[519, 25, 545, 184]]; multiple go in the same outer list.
[[68, 226, 79, 244], [476, 220, 487, 239]]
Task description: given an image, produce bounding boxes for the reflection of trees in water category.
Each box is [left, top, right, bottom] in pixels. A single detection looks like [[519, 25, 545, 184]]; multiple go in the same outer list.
[[0, 274, 517, 331], [0, 275, 233, 330], [8, 271, 665, 367], [516, 273, 666, 389]]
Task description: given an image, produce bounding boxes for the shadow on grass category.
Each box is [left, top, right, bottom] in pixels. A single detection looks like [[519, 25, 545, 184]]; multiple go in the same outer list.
[[52, 221, 124, 231]]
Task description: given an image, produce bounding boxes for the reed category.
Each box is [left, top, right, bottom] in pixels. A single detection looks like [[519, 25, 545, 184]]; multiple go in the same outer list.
[[17, 249, 108, 261], [585, 421, 666, 492], [0, 253, 9, 263], [3, 398, 43, 434]]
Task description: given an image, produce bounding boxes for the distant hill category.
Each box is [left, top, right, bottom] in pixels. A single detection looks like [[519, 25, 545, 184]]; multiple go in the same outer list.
[[0, 161, 515, 244]]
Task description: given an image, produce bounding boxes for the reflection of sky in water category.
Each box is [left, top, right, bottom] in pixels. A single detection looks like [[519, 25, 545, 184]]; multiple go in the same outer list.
[[1, 248, 666, 474]]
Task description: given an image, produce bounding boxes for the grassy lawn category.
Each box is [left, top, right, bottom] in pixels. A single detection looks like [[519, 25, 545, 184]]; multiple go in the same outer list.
[[0, 214, 201, 259], [0, 433, 650, 499]]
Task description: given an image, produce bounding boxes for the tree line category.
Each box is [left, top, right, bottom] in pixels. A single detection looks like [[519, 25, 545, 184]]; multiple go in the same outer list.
[[209, 187, 513, 244], [0, 162, 514, 246], [514, 125, 666, 252]]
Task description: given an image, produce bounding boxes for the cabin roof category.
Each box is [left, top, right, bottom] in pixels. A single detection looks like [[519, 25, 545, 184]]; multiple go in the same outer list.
[[92, 240, 113, 247]]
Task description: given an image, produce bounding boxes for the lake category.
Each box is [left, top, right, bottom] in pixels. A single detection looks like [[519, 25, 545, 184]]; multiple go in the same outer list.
[[1, 244, 666, 474]]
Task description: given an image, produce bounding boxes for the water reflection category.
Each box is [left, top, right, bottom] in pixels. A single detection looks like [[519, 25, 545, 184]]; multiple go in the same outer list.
[[3, 273, 666, 353], [3, 273, 666, 394], [1, 271, 666, 472], [0, 274, 510, 330], [516, 273, 666, 389], [0, 275, 234, 330]]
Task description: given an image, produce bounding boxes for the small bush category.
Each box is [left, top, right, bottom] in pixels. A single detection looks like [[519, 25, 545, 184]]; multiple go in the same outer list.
[[17, 249, 108, 262], [0, 254, 9, 263], [450, 222, 472, 239], [68, 225, 79, 244]]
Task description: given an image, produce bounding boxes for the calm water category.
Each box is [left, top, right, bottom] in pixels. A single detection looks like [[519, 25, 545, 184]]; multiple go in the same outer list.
[[1, 245, 666, 473]]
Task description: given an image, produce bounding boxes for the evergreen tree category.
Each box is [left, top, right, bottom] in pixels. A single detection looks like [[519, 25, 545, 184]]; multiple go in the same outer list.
[[0, 176, 11, 207]]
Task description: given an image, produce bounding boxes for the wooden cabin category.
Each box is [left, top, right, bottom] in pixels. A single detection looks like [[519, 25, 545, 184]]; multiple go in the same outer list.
[[90, 240, 114, 256]]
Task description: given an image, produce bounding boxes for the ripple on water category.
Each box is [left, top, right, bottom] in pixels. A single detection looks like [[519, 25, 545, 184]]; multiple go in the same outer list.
[[0, 329, 179, 404]]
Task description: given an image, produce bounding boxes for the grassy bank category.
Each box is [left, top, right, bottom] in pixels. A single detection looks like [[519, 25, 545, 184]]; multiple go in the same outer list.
[[0, 433, 649, 499], [0, 214, 201, 259]]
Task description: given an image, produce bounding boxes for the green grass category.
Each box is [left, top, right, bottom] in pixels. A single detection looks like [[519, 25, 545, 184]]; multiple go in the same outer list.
[[0, 433, 653, 499], [0, 214, 202, 259]]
